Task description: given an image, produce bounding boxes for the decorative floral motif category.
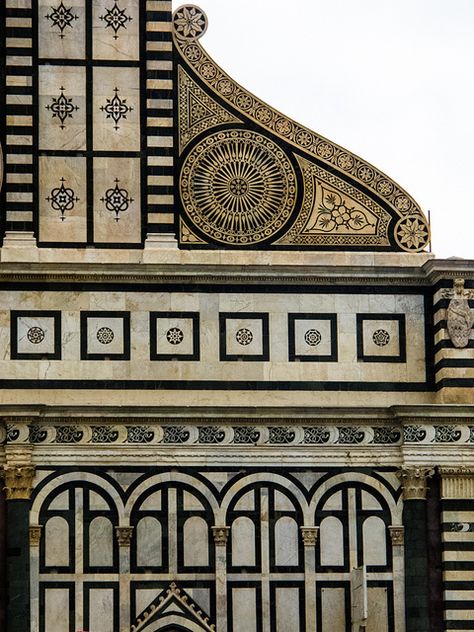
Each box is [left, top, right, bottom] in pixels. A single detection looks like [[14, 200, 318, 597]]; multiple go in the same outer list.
[[29, 426, 48, 444], [100, 87, 133, 131], [434, 425, 462, 443], [304, 329, 321, 346], [55, 426, 83, 443], [233, 427, 260, 444], [166, 327, 184, 345], [316, 142, 334, 159], [45, 1, 78, 38], [372, 427, 402, 444], [312, 187, 374, 233], [448, 522, 474, 532], [45, 86, 78, 129], [96, 327, 114, 345], [336, 153, 355, 170], [46, 177, 79, 221], [127, 426, 154, 443], [403, 425, 427, 442], [27, 326, 45, 344], [101, 178, 133, 221], [394, 216, 429, 252], [357, 165, 374, 183], [100, 1, 132, 39], [337, 427, 365, 444], [235, 328, 253, 346], [173, 5, 208, 40], [376, 179, 394, 196], [180, 129, 296, 245], [372, 329, 390, 347], [304, 427, 331, 444]]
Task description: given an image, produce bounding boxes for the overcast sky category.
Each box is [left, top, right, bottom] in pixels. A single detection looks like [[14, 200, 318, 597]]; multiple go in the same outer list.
[[173, 0, 474, 259]]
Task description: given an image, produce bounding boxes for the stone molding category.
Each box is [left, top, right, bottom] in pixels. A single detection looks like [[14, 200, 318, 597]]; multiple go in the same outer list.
[[115, 526, 134, 547], [397, 467, 434, 500], [211, 526, 230, 546], [439, 467, 474, 499], [301, 526, 319, 546], [29, 525, 42, 547], [389, 525, 405, 546]]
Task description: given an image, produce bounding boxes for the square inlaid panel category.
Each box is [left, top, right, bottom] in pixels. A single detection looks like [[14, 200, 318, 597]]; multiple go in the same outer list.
[[80, 311, 130, 360], [288, 314, 338, 362], [219, 312, 269, 361], [10, 311, 62, 360], [356, 313, 406, 362], [150, 312, 200, 361]]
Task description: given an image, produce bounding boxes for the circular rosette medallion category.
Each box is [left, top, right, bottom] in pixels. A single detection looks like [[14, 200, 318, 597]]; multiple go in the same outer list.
[[180, 130, 297, 245]]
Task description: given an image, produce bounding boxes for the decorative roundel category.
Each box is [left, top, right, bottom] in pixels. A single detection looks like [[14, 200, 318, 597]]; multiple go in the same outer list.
[[304, 329, 322, 346], [372, 329, 390, 347], [180, 130, 297, 245], [167, 327, 184, 345], [236, 328, 253, 346], [96, 327, 114, 345], [394, 215, 429, 252], [27, 326, 45, 344], [173, 5, 208, 40]]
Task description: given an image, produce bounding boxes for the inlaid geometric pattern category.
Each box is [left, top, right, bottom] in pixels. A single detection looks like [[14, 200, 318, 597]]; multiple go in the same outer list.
[[288, 314, 338, 362], [357, 314, 406, 362], [10, 311, 62, 360], [150, 311, 200, 361], [80, 311, 130, 360], [219, 312, 270, 361]]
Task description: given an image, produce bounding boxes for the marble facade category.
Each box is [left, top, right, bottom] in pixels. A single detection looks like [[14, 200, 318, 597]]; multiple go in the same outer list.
[[1, 2, 473, 632]]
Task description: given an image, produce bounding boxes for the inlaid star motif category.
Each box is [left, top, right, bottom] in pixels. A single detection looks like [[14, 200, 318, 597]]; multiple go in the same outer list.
[[101, 179, 133, 221], [99, 1, 132, 39], [100, 87, 133, 131], [45, 1, 78, 38]]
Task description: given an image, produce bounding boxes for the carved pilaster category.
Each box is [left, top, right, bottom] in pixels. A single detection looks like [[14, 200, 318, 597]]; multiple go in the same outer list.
[[212, 526, 230, 546], [397, 467, 434, 500], [301, 526, 319, 546], [29, 525, 42, 547], [115, 526, 134, 547], [439, 467, 474, 499], [389, 525, 405, 546]]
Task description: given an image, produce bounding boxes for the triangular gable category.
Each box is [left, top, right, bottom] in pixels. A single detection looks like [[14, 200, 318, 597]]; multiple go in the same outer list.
[[130, 582, 215, 632]]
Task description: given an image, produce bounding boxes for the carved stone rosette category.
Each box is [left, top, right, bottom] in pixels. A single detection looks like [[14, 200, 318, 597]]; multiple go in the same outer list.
[[115, 526, 134, 547], [2, 464, 36, 500], [212, 526, 230, 546], [29, 525, 43, 547], [301, 526, 319, 546], [397, 467, 434, 500], [389, 526, 405, 546]]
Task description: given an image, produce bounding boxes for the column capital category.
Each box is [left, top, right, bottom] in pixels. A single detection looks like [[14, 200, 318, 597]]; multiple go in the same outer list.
[[29, 525, 42, 547], [212, 526, 230, 546], [389, 525, 405, 546], [2, 464, 35, 500], [300, 526, 319, 546], [115, 526, 134, 547], [397, 467, 434, 500]]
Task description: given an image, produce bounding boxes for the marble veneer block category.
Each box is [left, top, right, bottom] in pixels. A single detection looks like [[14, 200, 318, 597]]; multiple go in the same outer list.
[[289, 313, 338, 361], [357, 314, 406, 362], [10, 311, 61, 360], [93, 157, 141, 243], [80, 311, 130, 360], [92, 0, 139, 61], [39, 66, 86, 151], [39, 0, 86, 59], [39, 156, 87, 243], [150, 312, 200, 360], [219, 312, 269, 361], [93, 67, 140, 152]]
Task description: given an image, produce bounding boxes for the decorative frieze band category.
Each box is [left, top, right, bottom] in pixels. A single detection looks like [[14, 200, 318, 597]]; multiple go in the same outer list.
[[2, 421, 474, 447], [440, 467, 474, 499]]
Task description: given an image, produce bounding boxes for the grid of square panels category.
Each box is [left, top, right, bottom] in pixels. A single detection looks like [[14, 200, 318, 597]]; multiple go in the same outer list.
[[9, 310, 408, 364]]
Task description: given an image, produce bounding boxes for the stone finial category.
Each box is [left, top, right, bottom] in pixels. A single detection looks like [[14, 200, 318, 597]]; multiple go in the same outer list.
[[212, 526, 230, 546], [2, 464, 36, 500], [301, 526, 319, 546], [397, 467, 434, 500], [115, 526, 134, 547], [389, 526, 405, 546], [29, 525, 43, 547], [442, 278, 474, 349]]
